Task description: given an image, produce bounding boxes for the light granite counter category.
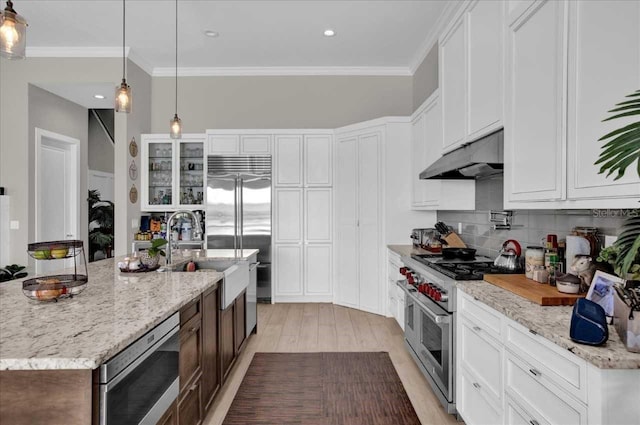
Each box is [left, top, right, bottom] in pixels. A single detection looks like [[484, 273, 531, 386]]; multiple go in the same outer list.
[[0, 256, 223, 371], [387, 244, 433, 257], [457, 280, 640, 369]]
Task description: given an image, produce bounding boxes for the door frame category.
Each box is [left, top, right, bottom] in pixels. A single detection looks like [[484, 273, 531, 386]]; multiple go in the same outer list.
[[34, 128, 81, 252]]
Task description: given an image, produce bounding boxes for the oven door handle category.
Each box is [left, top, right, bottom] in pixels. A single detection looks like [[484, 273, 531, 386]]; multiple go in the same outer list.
[[412, 294, 450, 324], [101, 325, 180, 392]]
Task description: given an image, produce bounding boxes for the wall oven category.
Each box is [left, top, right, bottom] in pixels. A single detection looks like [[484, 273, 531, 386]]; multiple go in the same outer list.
[[99, 312, 180, 425]]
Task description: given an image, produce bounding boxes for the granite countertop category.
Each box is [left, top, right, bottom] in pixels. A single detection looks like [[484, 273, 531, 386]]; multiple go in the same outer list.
[[387, 244, 434, 257], [0, 256, 223, 371], [457, 280, 640, 369]]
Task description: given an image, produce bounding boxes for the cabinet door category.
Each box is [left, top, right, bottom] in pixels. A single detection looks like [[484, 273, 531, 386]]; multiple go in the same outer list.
[[178, 378, 202, 425], [157, 401, 177, 425], [178, 139, 205, 207], [304, 135, 333, 186], [179, 314, 202, 394], [274, 188, 303, 243], [207, 135, 239, 154], [441, 16, 467, 153], [304, 244, 332, 295], [274, 244, 303, 296], [335, 136, 359, 307], [566, 0, 640, 202], [234, 291, 246, 353], [274, 135, 303, 186], [467, 0, 504, 139], [305, 188, 332, 242], [458, 367, 503, 425], [241, 135, 271, 154], [505, 0, 566, 203], [220, 303, 235, 380], [141, 137, 176, 210], [411, 111, 430, 207], [201, 286, 219, 412], [357, 132, 381, 314], [505, 394, 548, 425]]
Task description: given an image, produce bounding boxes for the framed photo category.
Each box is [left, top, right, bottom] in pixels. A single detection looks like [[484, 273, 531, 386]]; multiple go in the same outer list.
[[586, 270, 625, 316]]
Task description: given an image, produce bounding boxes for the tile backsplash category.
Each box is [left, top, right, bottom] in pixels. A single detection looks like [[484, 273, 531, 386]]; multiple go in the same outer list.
[[437, 177, 630, 257]]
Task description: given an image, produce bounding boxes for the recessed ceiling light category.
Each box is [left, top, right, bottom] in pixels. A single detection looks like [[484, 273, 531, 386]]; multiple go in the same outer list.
[[94, 94, 105, 99], [323, 29, 336, 37], [204, 30, 219, 38]]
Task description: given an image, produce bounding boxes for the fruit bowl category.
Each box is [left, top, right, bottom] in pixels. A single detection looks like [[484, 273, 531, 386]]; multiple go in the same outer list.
[[28, 240, 82, 260], [22, 274, 88, 302]]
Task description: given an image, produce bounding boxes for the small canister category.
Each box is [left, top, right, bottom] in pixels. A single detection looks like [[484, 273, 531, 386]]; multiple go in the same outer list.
[[525, 246, 545, 279]]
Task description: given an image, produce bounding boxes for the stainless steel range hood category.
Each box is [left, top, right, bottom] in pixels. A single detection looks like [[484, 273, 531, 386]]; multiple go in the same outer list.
[[419, 130, 504, 179]]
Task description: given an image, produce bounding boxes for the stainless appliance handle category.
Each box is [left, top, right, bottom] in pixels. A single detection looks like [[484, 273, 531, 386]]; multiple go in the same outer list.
[[408, 291, 450, 324], [101, 325, 179, 392], [249, 262, 260, 271], [257, 264, 269, 269], [138, 378, 179, 425], [233, 177, 239, 260], [239, 178, 244, 255]]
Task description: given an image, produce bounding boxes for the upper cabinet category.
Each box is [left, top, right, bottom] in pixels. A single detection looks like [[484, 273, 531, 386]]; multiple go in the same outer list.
[[274, 134, 333, 187], [140, 134, 206, 211], [504, 0, 640, 208], [206, 133, 271, 155], [440, 0, 505, 154], [274, 135, 303, 186]]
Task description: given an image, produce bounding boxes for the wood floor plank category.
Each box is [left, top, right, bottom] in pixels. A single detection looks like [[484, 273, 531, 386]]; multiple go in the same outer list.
[[348, 307, 380, 350], [297, 304, 319, 351]]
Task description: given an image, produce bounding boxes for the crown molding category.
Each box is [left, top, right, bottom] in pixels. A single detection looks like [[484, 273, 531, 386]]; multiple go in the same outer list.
[[408, 0, 465, 74], [152, 66, 412, 77], [126, 50, 154, 76]]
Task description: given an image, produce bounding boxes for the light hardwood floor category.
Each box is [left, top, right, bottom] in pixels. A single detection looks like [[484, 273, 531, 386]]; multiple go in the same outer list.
[[203, 303, 459, 425]]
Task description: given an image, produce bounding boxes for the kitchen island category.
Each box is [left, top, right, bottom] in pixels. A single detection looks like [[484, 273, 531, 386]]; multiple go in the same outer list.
[[0, 249, 255, 425]]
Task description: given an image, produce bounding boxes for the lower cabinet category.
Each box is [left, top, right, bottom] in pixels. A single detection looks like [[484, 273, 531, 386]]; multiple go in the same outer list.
[[234, 291, 246, 354], [178, 379, 202, 425], [201, 285, 220, 412], [458, 366, 502, 425], [179, 312, 202, 395], [157, 401, 178, 425], [220, 301, 236, 380]]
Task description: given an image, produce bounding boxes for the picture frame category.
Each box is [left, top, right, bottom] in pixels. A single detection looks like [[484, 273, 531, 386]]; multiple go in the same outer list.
[[586, 270, 625, 317]]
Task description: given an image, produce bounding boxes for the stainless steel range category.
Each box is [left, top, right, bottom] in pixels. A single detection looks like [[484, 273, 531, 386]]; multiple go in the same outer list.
[[397, 253, 516, 415]]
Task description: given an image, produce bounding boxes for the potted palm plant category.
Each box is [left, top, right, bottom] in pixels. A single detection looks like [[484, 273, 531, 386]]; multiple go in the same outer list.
[[88, 190, 114, 262], [595, 89, 640, 281]]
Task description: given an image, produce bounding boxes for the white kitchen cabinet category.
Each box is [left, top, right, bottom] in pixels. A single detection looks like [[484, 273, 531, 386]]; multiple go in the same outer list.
[[274, 135, 303, 186], [140, 134, 205, 211], [467, 0, 505, 140], [458, 366, 503, 425], [207, 134, 239, 154], [273, 244, 303, 296], [304, 188, 332, 243], [304, 135, 332, 186], [206, 133, 271, 155], [387, 248, 404, 327], [274, 188, 303, 243], [304, 244, 332, 296], [505, 0, 567, 204], [240, 135, 271, 154], [411, 91, 476, 210], [505, 394, 549, 425], [440, 15, 467, 153], [566, 0, 640, 203]]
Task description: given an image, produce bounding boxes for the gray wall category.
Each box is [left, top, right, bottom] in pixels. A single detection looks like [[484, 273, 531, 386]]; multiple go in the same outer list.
[[151, 75, 413, 132], [412, 44, 439, 111], [88, 110, 114, 173]]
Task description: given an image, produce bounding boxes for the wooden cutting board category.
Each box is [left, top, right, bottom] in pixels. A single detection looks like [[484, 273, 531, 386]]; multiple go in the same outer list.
[[483, 274, 586, 306]]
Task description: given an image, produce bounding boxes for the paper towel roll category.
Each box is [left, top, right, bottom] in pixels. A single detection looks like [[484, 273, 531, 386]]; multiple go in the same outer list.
[[566, 235, 591, 270]]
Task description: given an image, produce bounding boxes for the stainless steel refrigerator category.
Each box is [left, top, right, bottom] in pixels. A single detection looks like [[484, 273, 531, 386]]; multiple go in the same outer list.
[[206, 155, 272, 320]]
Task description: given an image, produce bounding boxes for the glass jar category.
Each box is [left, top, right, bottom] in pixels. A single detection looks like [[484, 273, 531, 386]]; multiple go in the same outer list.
[[525, 246, 545, 279]]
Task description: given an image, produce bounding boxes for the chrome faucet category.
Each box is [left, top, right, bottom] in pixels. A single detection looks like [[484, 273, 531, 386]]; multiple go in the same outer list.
[[165, 210, 203, 265]]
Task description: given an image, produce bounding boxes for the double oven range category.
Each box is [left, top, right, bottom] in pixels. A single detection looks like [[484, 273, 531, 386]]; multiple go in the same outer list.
[[398, 253, 517, 415]]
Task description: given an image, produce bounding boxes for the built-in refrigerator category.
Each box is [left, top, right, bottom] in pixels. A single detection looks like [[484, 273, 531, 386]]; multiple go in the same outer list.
[[206, 156, 272, 315]]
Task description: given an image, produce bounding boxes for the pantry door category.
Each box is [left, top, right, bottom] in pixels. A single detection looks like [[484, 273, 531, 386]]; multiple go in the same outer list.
[[35, 128, 80, 274]]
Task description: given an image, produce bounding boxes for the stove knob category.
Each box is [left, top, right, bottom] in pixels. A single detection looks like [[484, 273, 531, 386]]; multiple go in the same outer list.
[[434, 291, 442, 301], [399, 267, 408, 275], [407, 275, 415, 284], [428, 286, 436, 297]]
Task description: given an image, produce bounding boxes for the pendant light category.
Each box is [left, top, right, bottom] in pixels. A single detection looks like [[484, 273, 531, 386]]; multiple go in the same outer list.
[[0, 0, 28, 59], [115, 0, 132, 113], [169, 0, 182, 139]]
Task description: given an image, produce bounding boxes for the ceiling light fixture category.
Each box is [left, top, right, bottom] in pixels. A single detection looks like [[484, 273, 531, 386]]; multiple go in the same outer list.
[[169, 0, 182, 139], [323, 29, 335, 37], [115, 0, 132, 113], [94, 94, 105, 99], [204, 30, 219, 38], [0, 0, 28, 59]]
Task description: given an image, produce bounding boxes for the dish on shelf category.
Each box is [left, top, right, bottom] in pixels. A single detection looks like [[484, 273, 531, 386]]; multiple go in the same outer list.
[[22, 274, 88, 302]]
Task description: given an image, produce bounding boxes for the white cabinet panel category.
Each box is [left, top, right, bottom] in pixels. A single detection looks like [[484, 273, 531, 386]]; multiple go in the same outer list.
[[304, 244, 332, 295], [274, 135, 303, 186], [441, 16, 467, 153], [274, 244, 303, 295], [467, 0, 504, 139], [274, 188, 302, 243], [305, 188, 332, 242], [505, 394, 547, 425], [566, 0, 640, 202], [459, 367, 503, 425], [304, 135, 332, 186], [207, 135, 239, 154], [505, 0, 566, 203], [240, 135, 271, 154], [411, 109, 431, 207]]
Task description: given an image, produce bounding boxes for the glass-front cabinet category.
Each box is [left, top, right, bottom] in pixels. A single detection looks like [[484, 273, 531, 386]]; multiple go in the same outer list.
[[141, 134, 205, 211]]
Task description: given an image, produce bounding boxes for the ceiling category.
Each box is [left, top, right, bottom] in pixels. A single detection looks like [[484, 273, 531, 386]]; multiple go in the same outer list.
[[18, 0, 448, 75]]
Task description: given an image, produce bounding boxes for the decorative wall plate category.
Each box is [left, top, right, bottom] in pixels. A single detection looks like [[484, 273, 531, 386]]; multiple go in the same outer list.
[[129, 137, 138, 157], [129, 160, 138, 180], [129, 184, 138, 204]]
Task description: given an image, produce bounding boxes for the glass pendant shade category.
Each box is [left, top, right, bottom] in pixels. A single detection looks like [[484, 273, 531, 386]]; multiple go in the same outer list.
[[115, 79, 132, 113], [0, 1, 27, 60], [170, 114, 182, 139]]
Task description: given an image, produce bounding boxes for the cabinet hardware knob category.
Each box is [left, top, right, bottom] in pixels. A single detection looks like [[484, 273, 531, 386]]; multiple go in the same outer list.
[[530, 420, 540, 425], [473, 326, 481, 332], [529, 368, 541, 377], [529, 329, 538, 335], [189, 327, 197, 333], [190, 384, 197, 392], [472, 382, 481, 389]]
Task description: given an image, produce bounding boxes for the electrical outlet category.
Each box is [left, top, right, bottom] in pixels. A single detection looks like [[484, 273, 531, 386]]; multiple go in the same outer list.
[[604, 235, 617, 247], [131, 218, 139, 229], [458, 222, 462, 234], [10, 220, 19, 230]]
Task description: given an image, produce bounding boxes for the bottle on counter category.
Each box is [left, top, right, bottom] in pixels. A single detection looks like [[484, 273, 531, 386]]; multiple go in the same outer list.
[[525, 246, 545, 279]]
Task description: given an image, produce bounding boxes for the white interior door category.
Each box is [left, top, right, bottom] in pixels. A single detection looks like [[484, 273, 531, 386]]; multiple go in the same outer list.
[[36, 129, 80, 274]]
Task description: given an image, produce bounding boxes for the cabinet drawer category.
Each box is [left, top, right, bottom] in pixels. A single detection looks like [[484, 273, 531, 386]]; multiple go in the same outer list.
[[178, 377, 202, 425], [459, 317, 503, 406], [505, 321, 587, 402], [180, 297, 201, 326], [505, 352, 587, 425], [207, 135, 239, 154], [241, 135, 271, 154], [459, 366, 502, 425], [505, 393, 550, 425], [458, 291, 503, 340], [179, 314, 202, 393]]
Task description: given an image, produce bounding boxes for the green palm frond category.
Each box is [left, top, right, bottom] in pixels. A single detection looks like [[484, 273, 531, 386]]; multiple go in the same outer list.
[[595, 89, 640, 180], [614, 211, 640, 279]]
